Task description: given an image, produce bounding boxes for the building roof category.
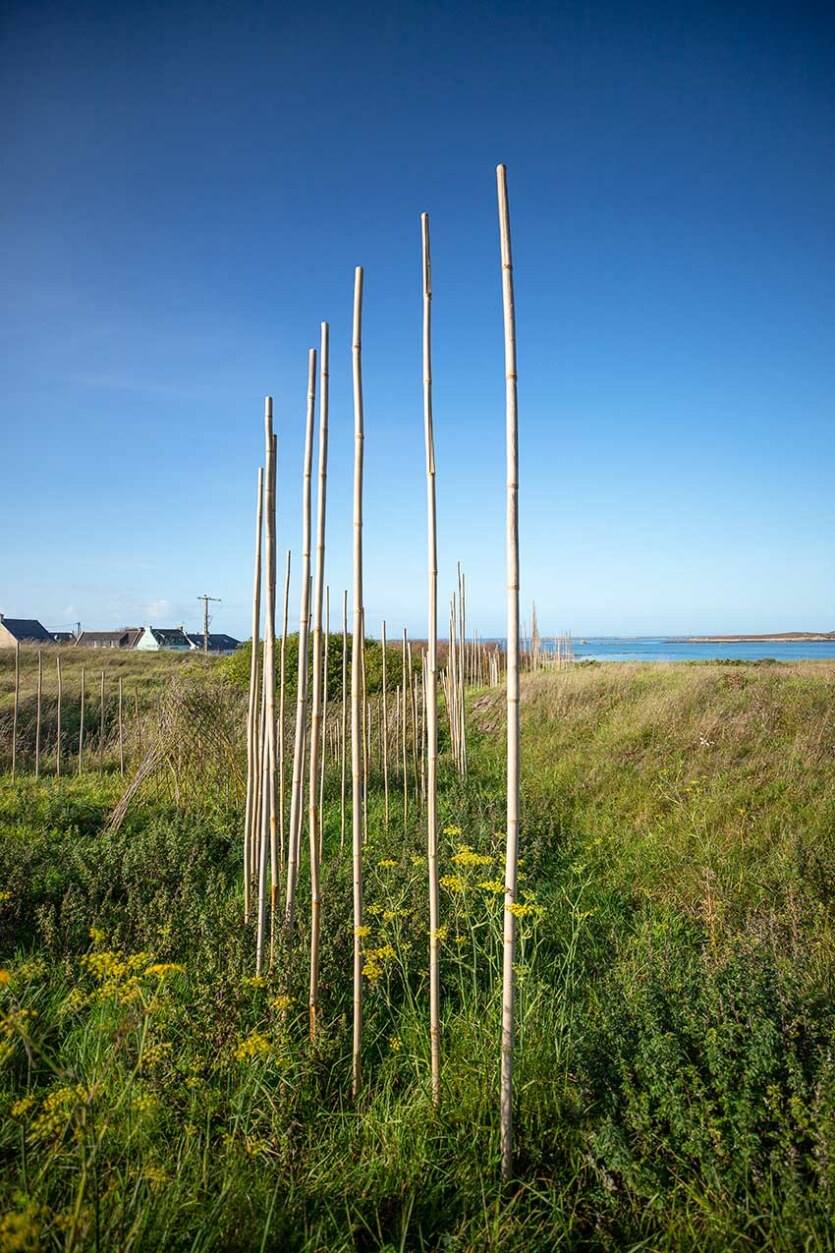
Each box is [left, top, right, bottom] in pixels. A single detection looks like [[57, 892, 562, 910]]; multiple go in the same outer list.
[[148, 627, 192, 646], [76, 629, 142, 648], [186, 632, 241, 651], [0, 617, 52, 642]]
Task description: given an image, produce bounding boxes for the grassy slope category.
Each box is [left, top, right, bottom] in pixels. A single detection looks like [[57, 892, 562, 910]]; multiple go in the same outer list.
[[1, 662, 835, 1250]]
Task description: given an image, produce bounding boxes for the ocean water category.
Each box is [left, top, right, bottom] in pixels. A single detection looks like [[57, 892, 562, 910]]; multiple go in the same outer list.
[[541, 637, 835, 663]]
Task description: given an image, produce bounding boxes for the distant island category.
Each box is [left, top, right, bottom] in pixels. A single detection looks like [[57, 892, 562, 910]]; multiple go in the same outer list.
[[685, 632, 835, 643]]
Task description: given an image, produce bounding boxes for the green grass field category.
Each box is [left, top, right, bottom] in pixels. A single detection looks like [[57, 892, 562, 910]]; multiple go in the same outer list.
[[2, 661, 835, 1250]]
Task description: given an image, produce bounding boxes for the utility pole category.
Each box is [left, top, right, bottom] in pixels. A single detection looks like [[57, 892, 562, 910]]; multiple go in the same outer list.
[[197, 595, 221, 656]]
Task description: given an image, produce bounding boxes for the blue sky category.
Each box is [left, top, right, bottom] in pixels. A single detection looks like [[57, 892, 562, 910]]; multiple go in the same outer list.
[[2, 0, 834, 638]]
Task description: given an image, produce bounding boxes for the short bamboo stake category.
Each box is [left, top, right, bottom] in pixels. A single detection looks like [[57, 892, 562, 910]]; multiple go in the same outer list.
[[340, 588, 348, 850], [351, 265, 365, 1096], [118, 676, 124, 775], [278, 549, 291, 870], [308, 322, 329, 1042], [244, 466, 264, 924], [35, 649, 43, 779], [285, 348, 317, 942], [319, 585, 330, 860], [401, 629, 409, 829], [78, 666, 85, 774], [56, 655, 62, 777], [498, 162, 520, 1183], [11, 640, 19, 780], [422, 210, 441, 1105], [99, 668, 105, 772], [381, 620, 389, 828], [360, 614, 369, 847]]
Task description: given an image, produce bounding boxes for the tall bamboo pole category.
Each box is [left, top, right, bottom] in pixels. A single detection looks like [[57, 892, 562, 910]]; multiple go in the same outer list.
[[56, 655, 62, 777], [278, 549, 291, 870], [267, 432, 279, 956], [351, 265, 365, 1096], [244, 466, 264, 924], [498, 163, 520, 1183], [360, 613, 369, 846], [308, 322, 330, 1042], [256, 402, 276, 974], [422, 211, 441, 1105], [340, 588, 348, 850], [78, 666, 85, 774], [35, 649, 43, 779], [381, 620, 389, 829], [11, 640, 19, 780], [285, 348, 317, 940]]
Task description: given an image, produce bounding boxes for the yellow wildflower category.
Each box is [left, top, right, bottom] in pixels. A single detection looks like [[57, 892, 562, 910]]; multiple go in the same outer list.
[[443, 825, 462, 836], [378, 858, 397, 868], [388, 1035, 402, 1051], [507, 901, 543, 918], [479, 879, 506, 894], [88, 927, 105, 945], [439, 874, 465, 892], [430, 925, 448, 943], [451, 844, 492, 867], [234, 1031, 272, 1062], [0, 971, 9, 986], [10, 1096, 35, 1118], [242, 974, 265, 988], [0, 1203, 41, 1252], [270, 994, 294, 1012], [0, 892, 11, 904], [354, 926, 371, 938]]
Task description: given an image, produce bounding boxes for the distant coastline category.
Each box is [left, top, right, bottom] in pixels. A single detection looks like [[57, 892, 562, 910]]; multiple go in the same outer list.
[[684, 632, 835, 643]]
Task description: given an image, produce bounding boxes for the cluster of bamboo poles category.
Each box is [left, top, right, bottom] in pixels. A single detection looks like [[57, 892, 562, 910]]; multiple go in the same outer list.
[[6, 643, 128, 780], [239, 166, 521, 1178]]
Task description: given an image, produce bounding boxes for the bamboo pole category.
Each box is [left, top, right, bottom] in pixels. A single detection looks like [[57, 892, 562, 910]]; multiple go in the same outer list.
[[319, 585, 330, 860], [118, 676, 124, 775], [56, 655, 62, 777], [99, 668, 105, 772], [244, 466, 264, 924], [308, 321, 329, 1042], [360, 614, 369, 846], [381, 620, 389, 828], [285, 348, 317, 941], [340, 588, 348, 850], [35, 648, 43, 779], [351, 265, 365, 1096], [458, 566, 467, 776], [422, 211, 441, 1105], [401, 629, 409, 828], [11, 640, 19, 780], [278, 549, 291, 870], [78, 666, 85, 774], [256, 402, 276, 974], [407, 637, 419, 800], [498, 162, 520, 1184]]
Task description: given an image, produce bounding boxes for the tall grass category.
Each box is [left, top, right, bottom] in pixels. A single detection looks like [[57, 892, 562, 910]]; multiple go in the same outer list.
[[3, 662, 835, 1248]]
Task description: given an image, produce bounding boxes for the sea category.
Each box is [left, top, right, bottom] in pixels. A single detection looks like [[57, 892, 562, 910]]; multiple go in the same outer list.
[[539, 637, 835, 664]]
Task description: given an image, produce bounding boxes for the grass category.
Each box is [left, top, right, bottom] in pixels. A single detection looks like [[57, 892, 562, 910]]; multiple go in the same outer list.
[[2, 661, 835, 1249]]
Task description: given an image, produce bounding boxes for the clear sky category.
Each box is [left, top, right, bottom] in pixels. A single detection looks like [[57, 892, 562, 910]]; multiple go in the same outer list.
[[2, 0, 834, 639]]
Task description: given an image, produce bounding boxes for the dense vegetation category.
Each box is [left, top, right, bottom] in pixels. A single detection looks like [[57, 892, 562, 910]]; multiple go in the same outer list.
[[2, 659, 835, 1249]]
